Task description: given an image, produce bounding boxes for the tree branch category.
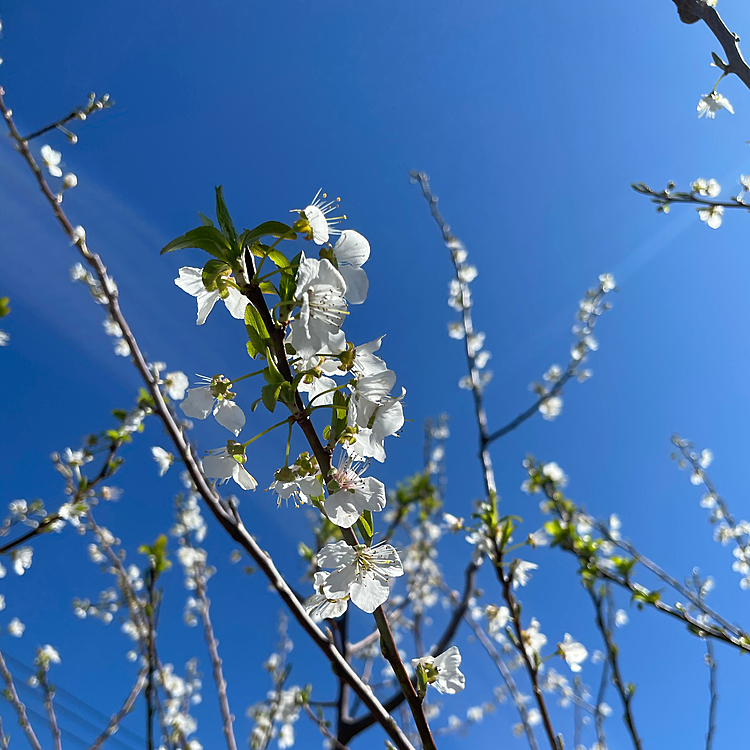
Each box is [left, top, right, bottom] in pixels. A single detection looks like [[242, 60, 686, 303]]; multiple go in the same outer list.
[[670, 1, 750, 91], [0, 650, 43, 750], [87, 668, 148, 750], [0, 85, 415, 750]]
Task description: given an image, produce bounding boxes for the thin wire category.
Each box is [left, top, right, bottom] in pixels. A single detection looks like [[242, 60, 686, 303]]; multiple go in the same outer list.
[[3, 652, 145, 748]]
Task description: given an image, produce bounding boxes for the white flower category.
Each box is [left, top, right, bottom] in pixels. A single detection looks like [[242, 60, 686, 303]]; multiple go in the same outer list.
[[412, 646, 466, 695], [269, 473, 323, 506], [442, 513, 464, 533], [521, 618, 547, 659], [512, 560, 537, 589], [691, 178, 720, 197], [288, 256, 347, 363], [62, 173, 78, 190], [542, 462, 567, 486], [448, 322, 465, 339], [697, 92, 734, 119], [0, 331, 9, 347], [37, 645, 61, 665], [539, 396, 562, 420], [324, 455, 387, 529], [174, 267, 248, 325], [699, 449, 714, 469], [347, 387, 405, 463], [317, 540, 404, 613], [41, 145, 63, 177], [202, 447, 257, 491], [151, 447, 174, 477], [114, 338, 130, 357], [180, 378, 245, 436], [164, 371, 189, 401], [7, 618, 25, 637], [304, 570, 350, 621], [485, 604, 510, 638], [699, 204, 724, 229], [558, 633, 587, 672], [599, 273, 616, 292], [71, 225, 86, 244], [615, 609, 629, 627], [332, 230, 370, 304], [11, 547, 33, 576], [292, 190, 345, 245]]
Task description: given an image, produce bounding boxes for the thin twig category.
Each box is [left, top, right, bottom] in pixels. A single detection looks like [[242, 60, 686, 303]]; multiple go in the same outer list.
[[40, 668, 64, 750], [460, 605, 539, 750], [87, 668, 148, 750], [194, 564, 238, 750], [590, 588, 642, 750], [0, 715, 9, 750], [303, 704, 351, 750], [0, 86, 415, 750], [705, 638, 717, 750], [498, 558, 560, 750], [0, 650, 43, 750]]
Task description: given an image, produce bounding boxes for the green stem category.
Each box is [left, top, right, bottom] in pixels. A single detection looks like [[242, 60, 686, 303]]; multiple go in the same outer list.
[[229, 368, 266, 385], [241, 417, 292, 448]]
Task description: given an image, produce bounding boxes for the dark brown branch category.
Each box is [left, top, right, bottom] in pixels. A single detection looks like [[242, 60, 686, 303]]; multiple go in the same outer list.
[[671, 1, 750, 91], [0, 86, 413, 750]]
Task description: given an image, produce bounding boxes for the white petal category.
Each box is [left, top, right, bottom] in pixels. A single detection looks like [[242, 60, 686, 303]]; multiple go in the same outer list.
[[324, 491, 361, 528], [333, 230, 370, 268], [222, 286, 250, 319], [349, 574, 390, 613], [196, 289, 220, 325], [232, 464, 258, 490], [340, 266, 369, 305], [202, 454, 235, 479], [213, 399, 246, 436], [181, 387, 214, 420], [323, 565, 357, 600], [318, 540, 355, 569], [174, 267, 205, 297]]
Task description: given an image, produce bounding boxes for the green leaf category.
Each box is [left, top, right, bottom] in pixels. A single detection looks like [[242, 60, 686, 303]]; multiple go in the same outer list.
[[262, 383, 281, 413], [202, 259, 230, 291], [215, 186, 238, 245], [160, 226, 232, 260], [0, 297, 10, 319], [198, 212, 214, 227], [239, 221, 296, 250], [358, 510, 374, 545], [244, 305, 270, 358]]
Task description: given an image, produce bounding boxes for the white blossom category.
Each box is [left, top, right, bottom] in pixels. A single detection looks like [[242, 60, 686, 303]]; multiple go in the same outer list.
[[181, 377, 245, 436], [174, 267, 248, 325], [288, 256, 347, 363], [699, 205, 724, 229], [558, 633, 588, 672], [40, 145, 63, 177], [412, 646, 466, 694], [202, 447, 257, 491], [697, 92, 734, 119], [11, 547, 33, 576], [7, 618, 25, 637], [151, 447, 174, 477], [292, 190, 345, 245], [324, 456, 387, 529], [317, 540, 404, 613]]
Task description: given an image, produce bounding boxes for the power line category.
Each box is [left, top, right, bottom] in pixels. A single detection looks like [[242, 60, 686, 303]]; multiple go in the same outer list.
[[14, 680, 142, 750], [1, 651, 146, 749]]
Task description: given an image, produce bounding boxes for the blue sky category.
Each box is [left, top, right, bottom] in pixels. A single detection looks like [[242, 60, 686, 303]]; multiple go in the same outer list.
[[2, 0, 750, 748]]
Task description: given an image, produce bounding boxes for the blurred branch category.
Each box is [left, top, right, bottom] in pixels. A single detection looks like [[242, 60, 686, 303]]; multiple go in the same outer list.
[[40, 668, 64, 750], [0, 650, 43, 750], [194, 565, 238, 750], [87, 668, 148, 750], [590, 587, 642, 750]]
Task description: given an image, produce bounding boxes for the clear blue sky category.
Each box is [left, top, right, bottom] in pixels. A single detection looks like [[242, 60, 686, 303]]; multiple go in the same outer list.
[[2, 1, 750, 748]]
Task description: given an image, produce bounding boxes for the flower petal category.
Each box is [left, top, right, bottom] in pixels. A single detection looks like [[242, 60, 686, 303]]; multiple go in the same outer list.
[[213, 399, 246, 436]]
